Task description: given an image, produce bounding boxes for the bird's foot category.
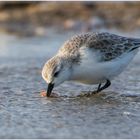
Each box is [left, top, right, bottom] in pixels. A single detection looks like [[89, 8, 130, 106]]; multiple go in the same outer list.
[[78, 90, 97, 97]]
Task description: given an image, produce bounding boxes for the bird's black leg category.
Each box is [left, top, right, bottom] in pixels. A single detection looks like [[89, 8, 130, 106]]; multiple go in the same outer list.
[[97, 83, 102, 92], [96, 79, 111, 93]]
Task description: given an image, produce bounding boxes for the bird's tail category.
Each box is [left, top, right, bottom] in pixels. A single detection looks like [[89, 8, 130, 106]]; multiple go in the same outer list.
[[129, 38, 140, 52]]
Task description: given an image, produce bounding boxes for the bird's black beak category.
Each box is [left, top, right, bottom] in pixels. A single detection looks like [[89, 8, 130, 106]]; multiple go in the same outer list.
[[47, 83, 54, 97]]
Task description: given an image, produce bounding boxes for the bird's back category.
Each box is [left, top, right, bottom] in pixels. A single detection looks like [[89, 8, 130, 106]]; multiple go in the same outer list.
[[58, 32, 140, 62]]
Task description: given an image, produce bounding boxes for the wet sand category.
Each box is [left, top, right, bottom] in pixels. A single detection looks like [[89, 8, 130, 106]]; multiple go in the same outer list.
[[0, 31, 140, 138]]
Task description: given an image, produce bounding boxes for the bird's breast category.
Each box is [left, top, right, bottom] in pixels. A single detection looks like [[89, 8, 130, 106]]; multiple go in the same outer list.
[[71, 50, 105, 84], [71, 49, 137, 85]]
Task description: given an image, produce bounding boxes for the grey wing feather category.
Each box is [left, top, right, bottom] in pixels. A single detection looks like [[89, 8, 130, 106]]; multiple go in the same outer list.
[[86, 32, 140, 61]]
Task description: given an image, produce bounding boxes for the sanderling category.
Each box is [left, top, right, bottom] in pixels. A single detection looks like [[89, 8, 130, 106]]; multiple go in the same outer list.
[[42, 32, 140, 97]]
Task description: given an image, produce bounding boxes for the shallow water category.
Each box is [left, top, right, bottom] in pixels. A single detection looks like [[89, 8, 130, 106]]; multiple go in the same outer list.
[[0, 31, 140, 138]]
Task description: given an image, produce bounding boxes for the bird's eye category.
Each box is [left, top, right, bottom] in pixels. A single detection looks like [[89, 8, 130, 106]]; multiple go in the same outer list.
[[54, 71, 59, 77]]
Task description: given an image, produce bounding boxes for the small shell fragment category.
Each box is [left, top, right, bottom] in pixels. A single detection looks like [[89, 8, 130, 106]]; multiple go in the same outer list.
[[40, 90, 47, 97], [40, 90, 59, 98]]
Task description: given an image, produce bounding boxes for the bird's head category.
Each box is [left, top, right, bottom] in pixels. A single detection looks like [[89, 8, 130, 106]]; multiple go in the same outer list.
[[42, 55, 72, 97]]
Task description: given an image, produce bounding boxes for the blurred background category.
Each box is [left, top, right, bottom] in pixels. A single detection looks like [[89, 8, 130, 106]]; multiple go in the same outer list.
[[0, 1, 140, 36], [0, 1, 140, 139]]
